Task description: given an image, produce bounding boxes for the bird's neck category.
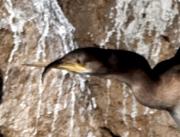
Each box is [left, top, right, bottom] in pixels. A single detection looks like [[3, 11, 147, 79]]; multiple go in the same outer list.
[[109, 69, 165, 109], [124, 71, 159, 108]]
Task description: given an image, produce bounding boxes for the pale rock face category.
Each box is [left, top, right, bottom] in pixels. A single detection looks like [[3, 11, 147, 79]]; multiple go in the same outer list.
[[0, 0, 180, 137]]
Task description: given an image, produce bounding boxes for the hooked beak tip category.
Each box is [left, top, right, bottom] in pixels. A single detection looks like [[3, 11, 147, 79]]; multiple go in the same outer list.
[[41, 66, 53, 83], [41, 59, 63, 82]]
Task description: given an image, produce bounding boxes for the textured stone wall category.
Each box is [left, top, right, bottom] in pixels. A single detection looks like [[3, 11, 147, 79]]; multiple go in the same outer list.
[[0, 0, 180, 137]]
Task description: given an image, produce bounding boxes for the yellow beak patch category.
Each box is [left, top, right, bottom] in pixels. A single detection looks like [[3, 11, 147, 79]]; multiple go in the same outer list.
[[58, 63, 91, 73]]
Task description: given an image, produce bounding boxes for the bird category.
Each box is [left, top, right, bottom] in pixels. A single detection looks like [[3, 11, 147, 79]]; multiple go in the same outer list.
[[37, 46, 180, 127]]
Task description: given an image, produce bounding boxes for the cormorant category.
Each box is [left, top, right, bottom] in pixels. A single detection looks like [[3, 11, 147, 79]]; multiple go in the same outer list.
[[41, 47, 180, 127]]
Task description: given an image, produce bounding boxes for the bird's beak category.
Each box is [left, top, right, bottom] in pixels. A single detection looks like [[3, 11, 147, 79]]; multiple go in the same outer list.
[[23, 60, 90, 82]]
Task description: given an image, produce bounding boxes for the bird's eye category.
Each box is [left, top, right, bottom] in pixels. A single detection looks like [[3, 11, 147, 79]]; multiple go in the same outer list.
[[77, 59, 81, 64]]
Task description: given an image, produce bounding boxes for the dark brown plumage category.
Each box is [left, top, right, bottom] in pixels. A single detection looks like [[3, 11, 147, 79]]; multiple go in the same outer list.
[[41, 47, 180, 127]]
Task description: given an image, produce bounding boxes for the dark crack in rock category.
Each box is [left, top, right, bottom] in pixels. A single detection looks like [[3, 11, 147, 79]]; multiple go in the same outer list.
[[101, 127, 121, 137], [0, 133, 4, 137], [0, 70, 3, 104]]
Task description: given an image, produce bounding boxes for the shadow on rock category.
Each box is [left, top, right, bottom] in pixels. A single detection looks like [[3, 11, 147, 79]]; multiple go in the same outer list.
[[0, 70, 3, 104], [100, 127, 121, 137], [0, 133, 4, 137]]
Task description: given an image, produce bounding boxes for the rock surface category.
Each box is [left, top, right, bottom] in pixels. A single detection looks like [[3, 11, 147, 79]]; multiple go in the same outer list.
[[0, 0, 180, 137]]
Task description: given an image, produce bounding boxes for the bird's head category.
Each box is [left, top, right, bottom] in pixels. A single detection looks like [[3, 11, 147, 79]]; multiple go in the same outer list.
[[42, 47, 110, 80]]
